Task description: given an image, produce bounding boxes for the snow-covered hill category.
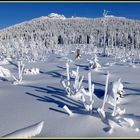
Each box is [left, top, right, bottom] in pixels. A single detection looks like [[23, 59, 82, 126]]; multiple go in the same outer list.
[[0, 13, 140, 61]]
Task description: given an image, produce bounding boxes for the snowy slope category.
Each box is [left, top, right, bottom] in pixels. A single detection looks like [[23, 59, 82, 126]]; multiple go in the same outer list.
[[3, 121, 44, 138], [0, 52, 140, 137]]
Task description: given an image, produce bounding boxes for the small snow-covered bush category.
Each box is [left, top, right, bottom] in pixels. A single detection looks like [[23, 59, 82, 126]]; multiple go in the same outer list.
[[61, 62, 95, 113], [0, 66, 11, 78], [107, 78, 125, 116], [61, 62, 84, 100], [87, 54, 101, 71], [0, 59, 9, 65], [108, 78, 124, 101], [24, 68, 40, 75]]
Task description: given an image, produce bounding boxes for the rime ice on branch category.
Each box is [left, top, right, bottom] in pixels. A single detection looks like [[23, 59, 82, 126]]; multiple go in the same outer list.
[[81, 71, 95, 113], [12, 60, 25, 85]]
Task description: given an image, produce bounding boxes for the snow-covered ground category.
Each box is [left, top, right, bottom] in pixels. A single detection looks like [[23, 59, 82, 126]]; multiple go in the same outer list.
[[0, 50, 140, 138]]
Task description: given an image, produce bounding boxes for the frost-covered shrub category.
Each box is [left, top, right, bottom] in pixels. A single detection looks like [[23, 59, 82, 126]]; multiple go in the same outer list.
[[0, 66, 11, 78], [24, 68, 40, 75], [61, 62, 84, 100], [107, 78, 125, 116], [87, 54, 101, 70], [107, 78, 124, 101]]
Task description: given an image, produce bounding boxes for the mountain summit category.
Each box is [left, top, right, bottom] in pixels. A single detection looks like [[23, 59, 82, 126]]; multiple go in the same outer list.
[[47, 13, 66, 19]]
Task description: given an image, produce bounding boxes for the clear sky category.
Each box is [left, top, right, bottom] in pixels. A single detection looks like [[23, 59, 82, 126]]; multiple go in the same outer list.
[[0, 2, 140, 29]]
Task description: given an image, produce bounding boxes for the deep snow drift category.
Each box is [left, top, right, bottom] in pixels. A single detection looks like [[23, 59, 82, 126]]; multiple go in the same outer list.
[[0, 50, 140, 138]]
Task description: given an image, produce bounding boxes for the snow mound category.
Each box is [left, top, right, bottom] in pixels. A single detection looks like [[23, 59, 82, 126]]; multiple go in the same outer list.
[[47, 13, 66, 19], [115, 107, 126, 115], [3, 121, 44, 138], [118, 118, 134, 128], [0, 66, 11, 78], [0, 59, 9, 65], [24, 68, 40, 75], [135, 128, 140, 132]]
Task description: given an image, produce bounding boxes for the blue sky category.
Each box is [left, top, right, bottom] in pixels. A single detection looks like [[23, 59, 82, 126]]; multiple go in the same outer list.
[[0, 2, 140, 29]]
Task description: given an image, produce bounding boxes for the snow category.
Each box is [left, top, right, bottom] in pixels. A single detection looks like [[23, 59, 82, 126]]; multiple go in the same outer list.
[[0, 59, 9, 65], [135, 128, 139, 132], [47, 13, 66, 19], [115, 107, 126, 115], [105, 15, 126, 20], [3, 121, 44, 138], [0, 52, 140, 138], [24, 68, 40, 75], [0, 66, 11, 78]]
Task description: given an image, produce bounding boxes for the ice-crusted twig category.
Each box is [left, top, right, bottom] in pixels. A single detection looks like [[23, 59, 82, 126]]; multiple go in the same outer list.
[[73, 67, 79, 91], [66, 62, 70, 87], [97, 71, 109, 119], [88, 72, 92, 94], [81, 71, 94, 112], [12, 60, 25, 85], [112, 93, 117, 117], [63, 105, 73, 116], [102, 71, 110, 110]]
